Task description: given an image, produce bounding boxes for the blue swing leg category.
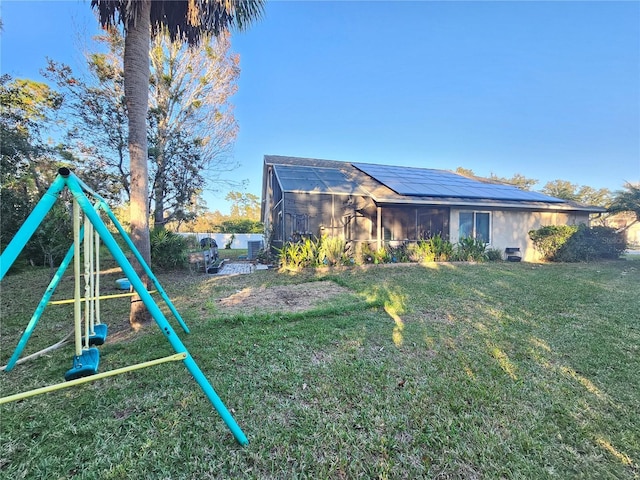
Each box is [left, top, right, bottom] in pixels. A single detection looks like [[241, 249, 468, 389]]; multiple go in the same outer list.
[[65, 171, 249, 445]]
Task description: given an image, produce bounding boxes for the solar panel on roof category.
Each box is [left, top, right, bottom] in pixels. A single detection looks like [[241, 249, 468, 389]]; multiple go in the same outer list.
[[353, 163, 565, 203], [274, 164, 367, 195]]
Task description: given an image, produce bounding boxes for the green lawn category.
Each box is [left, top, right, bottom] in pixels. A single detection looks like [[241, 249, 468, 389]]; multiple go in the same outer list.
[[1, 259, 638, 479]]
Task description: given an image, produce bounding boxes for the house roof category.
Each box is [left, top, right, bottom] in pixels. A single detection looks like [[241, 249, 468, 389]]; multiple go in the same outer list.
[[264, 155, 605, 213]]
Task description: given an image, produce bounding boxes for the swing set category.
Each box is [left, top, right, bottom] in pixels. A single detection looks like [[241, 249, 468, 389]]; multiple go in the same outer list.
[[0, 168, 248, 445]]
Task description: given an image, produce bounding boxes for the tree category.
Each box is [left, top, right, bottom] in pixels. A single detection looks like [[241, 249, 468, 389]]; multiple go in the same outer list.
[[608, 182, 640, 228], [90, 0, 264, 328], [226, 191, 260, 220], [542, 179, 611, 206], [0, 75, 70, 265], [46, 29, 241, 224], [149, 31, 241, 228], [455, 168, 538, 190], [217, 218, 263, 233], [454, 166, 475, 177], [574, 185, 612, 208], [43, 32, 129, 204], [488, 172, 538, 191], [541, 180, 580, 201]]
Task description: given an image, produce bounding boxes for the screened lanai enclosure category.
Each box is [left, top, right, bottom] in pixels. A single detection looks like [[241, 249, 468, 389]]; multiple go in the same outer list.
[[262, 157, 452, 250], [261, 155, 603, 261]]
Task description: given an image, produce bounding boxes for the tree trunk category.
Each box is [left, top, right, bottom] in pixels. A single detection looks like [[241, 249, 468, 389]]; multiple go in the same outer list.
[[124, 0, 152, 329], [153, 151, 166, 229]]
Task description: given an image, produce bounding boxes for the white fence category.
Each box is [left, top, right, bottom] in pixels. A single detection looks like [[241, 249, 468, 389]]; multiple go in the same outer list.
[[179, 232, 265, 250]]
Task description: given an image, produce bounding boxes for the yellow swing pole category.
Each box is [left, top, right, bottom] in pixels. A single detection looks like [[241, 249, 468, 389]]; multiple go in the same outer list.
[[0, 353, 187, 405], [48, 290, 159, 305], [83, 213, 92, 345], [73, 200, 82, 357], [94, 228, 101, 326]]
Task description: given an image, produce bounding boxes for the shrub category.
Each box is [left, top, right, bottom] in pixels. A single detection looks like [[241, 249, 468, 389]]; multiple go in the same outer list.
[[151, 228, 188, 271], [407, 241, 435, 263], [318, 235, 348, 266], [454, 236, 487, 262], [387, 243, 411, 263], [427, 234, 453, 261], [529, 225, 577, 260], [529, 224, 626, 262], [555, 225, 626, 262], [278, 237, 319, 270], [360, 242, 391, 264], [255, 248, 275, 265], [486, 248, 504, 262]]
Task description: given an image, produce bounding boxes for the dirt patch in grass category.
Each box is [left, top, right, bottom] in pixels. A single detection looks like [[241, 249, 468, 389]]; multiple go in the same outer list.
[[216, 280, 352, 314]]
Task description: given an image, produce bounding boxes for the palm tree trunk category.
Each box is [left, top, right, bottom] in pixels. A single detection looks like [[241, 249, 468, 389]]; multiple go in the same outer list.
[[124, 0, 152, 329]]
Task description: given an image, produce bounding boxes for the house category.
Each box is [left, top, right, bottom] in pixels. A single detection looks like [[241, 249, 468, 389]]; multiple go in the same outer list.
[[260, 155, 605, 261], [602, 212, 640, 248]]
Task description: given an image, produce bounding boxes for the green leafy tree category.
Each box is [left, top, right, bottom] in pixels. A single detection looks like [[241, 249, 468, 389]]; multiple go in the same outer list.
[[456, 167, 538, 190], [226, 191, 261, 220], [574, 185, 612, 208], [217, 218, 263, 234], [0, 75, 70, 265], [46, 29, 242, 228], [90, 0, 264, 328], [43, 32, 128, 204], [489, 173, 538, 191], [542, 180, 611, 206]]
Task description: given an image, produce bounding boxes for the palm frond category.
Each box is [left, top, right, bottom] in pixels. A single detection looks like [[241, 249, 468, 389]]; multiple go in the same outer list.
[[91, 0, 265, 45]]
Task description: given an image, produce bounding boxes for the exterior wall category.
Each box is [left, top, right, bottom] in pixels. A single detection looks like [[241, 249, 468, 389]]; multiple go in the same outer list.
[[604, 212, 640, 248], [450, 208, 590, 261], [269, 181, 597, 261]]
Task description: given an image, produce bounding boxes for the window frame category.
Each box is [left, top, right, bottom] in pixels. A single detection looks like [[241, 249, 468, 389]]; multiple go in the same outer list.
[[458, 211, 491, 244]]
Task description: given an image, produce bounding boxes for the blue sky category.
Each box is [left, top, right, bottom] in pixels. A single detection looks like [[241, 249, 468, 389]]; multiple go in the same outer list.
[[2, 1, 639, 213]]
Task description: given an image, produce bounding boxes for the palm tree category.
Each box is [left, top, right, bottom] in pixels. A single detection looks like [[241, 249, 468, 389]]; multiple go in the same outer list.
[[608, 182, 640, 228], [90, 0, 264, 328]]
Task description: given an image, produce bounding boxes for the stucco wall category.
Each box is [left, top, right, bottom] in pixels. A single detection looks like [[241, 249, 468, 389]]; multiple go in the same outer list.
[[450, 208, 590, 261]]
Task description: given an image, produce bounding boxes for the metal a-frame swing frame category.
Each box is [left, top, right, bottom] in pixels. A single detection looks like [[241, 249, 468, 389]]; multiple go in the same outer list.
[[0, 168, 248, 445]]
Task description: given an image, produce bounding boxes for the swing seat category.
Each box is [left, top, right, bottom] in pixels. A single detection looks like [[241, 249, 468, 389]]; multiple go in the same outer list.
[[65, 347, 100, 381], [88, 324, 108, 346]]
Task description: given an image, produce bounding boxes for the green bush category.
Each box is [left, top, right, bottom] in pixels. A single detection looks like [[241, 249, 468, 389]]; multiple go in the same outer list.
[[318, 235, 348, 266], [529, 224, 626, 262], [427, 234, 453, 261], [387, 243, 411, 263], [278, 237, 319, 270], [361, 242, 391, 264], [555, 225, 626, 262], [150, 228, 188, 271], [529, 225, 577, 260], [486, 248, 504, 262], [407, 241, 435, 263], [454, 236, 487, 262]]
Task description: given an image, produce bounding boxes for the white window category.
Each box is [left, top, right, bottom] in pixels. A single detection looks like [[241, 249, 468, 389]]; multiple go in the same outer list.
[[459, 212, 490, 243]]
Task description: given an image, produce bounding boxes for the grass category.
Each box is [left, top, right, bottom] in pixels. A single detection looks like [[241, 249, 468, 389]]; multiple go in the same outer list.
[[1, 257, 639, 479]]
